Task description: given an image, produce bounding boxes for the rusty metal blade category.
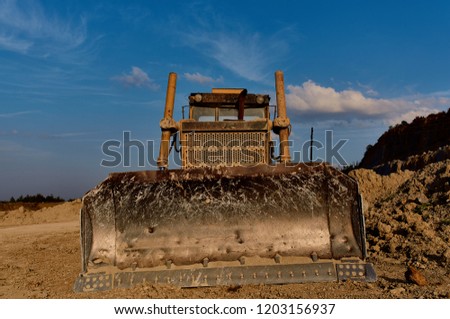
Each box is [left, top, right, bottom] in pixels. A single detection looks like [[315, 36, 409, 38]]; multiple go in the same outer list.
[[78, 163, 368, 289]]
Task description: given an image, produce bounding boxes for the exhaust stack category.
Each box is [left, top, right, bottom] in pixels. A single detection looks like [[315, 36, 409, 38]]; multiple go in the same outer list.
[[274, 70, 291, 162], [157, 72, 178, 168]]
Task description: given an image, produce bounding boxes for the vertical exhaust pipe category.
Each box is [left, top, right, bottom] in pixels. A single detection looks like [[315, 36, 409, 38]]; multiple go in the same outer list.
[[157, 72, 177, 169], [274, 70, 291, 162]]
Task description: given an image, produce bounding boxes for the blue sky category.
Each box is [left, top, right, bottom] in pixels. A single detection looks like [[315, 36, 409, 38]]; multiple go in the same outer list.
[[1, 0, 450, 200]]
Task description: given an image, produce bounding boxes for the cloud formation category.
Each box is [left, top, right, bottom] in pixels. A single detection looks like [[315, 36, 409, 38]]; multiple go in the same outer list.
[[0, 0, 87, 56], [112, 66, 159, 90], [286, 80, 447, 125], [184, 72, 223, 85], [173, 8, 293, 84], [179, 31, 268, 82], [0, 33, 31, 53]]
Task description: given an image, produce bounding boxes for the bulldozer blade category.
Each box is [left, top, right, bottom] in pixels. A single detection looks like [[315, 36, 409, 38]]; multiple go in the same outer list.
[[74, 163, 376, 292]]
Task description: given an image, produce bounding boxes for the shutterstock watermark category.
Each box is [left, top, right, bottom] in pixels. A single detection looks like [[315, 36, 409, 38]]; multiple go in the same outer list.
[[101, 131, 158, 167], [100, 131, 349, 168]]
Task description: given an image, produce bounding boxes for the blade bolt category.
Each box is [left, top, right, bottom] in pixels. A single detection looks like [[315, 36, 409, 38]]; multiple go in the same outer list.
[[311, 252, 318, 262], [239, 256, 246, 265], [166, 260, 172, 269], [202, 258, 209, 267], [274, 254, 281, 264]]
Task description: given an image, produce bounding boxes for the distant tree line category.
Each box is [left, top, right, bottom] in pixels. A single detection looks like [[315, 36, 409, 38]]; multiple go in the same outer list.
[[8, 194, 65, 203]]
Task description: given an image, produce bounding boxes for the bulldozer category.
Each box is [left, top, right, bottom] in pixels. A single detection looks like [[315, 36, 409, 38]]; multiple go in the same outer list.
[[73, 71, 376, 292]]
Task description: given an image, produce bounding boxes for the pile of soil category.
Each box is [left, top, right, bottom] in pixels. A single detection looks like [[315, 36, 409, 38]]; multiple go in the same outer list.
[[351, 160, 450, 267], [350, 158, 450, 298], [0, 200, 81, 227]]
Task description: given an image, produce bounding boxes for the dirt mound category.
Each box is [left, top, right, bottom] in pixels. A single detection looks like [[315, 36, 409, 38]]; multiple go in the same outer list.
[[0, 200, 81, 227], [351, 160, 450, 271], [367, 145, 450, 175], [350, 169, 414, 208], [352, 109, 450, 276]]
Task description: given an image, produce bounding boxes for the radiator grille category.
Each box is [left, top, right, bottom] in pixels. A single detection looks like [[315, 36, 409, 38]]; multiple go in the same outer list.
[[184, 132, 267, 168]]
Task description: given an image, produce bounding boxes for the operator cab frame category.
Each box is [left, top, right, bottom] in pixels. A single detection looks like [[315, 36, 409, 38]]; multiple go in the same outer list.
[[188, 90, 270, 122], [178, 89, 273, 168]]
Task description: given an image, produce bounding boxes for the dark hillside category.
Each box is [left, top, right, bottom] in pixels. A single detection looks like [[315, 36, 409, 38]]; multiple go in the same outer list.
[[360, 109, 450, 169]]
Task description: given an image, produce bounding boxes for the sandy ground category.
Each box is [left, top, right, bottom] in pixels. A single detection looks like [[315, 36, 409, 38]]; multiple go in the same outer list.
[[0, 201, 448, 299]]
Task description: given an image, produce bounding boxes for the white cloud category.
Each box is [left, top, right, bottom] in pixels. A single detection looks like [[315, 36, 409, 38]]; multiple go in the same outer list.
[[387, 107, 441, 126], [0, 33, 32, 53], [174, 12, 293, 84], [287, 81, 392, 115], [286, 80, 447, 125], [179, 31, 269, 82], [112, 66, 159, 90], [0, 0, 86, 56], [184, 72, 223, 85]]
